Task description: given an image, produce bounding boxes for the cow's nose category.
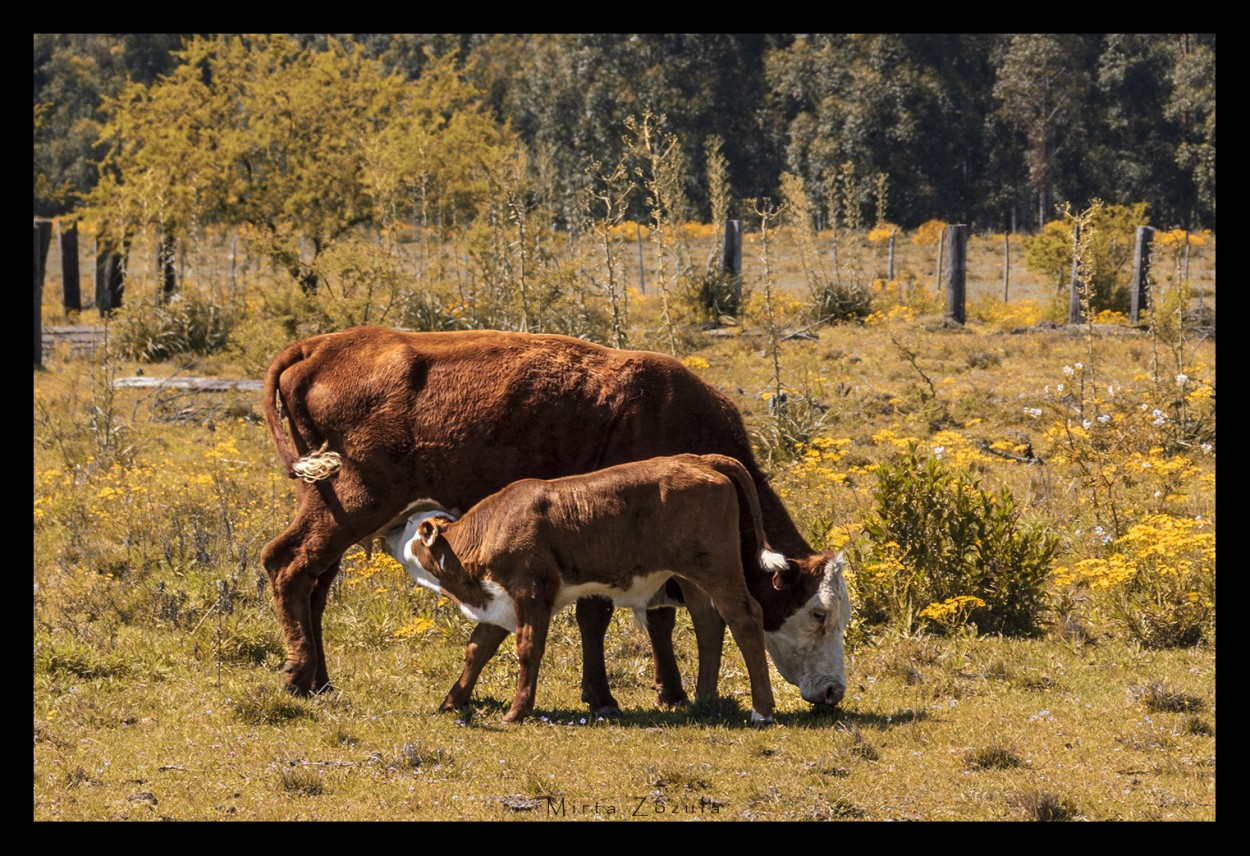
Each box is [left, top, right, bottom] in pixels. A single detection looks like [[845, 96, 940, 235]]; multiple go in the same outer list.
[[823, 682, 845, 706]]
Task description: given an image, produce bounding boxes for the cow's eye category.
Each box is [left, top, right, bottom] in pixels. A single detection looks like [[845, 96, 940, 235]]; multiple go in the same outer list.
[[812, 610, 826, 624]]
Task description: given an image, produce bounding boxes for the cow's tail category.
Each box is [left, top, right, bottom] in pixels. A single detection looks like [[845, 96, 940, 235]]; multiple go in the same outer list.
[[705, 454, 789, 576], [262, 341, 343, 483]]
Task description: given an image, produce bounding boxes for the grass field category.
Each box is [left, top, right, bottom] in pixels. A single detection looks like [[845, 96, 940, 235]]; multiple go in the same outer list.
[[34, 224, 1215, 821]]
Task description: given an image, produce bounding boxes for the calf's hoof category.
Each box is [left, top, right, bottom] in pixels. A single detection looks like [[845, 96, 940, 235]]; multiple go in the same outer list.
[[591, 702, 623, 719], [749, 709, 775, 727]]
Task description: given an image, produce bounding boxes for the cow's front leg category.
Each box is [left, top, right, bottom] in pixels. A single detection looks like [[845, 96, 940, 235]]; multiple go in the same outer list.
[[441, 621, 510, 712], [504, 602, 552, 724], [576, 596, 622, 718], [644, 606, 689, 707]]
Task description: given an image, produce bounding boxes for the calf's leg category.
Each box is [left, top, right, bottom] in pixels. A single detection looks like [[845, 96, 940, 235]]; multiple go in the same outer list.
[[506, 601, 553, 724], [441, 622, 510, 712], [678, 581, 727, 703]]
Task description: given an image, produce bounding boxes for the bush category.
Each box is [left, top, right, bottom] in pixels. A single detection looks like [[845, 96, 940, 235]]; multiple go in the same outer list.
[[1022, 202, 1150, 314], [851, 446, 1057, 636], [113, 293, 234, 362]]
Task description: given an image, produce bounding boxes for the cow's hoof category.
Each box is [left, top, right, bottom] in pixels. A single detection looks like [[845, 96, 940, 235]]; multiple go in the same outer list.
[[591, 703, 623, 720], [656, 689, 690, 708], [501, 712, 528, 725], [749, 710, 775, 727], [280, 666, 315, 697]]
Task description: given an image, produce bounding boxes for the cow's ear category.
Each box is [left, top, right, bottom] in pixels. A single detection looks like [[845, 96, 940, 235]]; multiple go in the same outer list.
[[417, 519, 440, 548], [771, 559, 802, 591]]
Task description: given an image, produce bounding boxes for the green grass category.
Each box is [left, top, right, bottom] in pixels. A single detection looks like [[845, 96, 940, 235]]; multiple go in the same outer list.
[[34, 226, 1215, 821]]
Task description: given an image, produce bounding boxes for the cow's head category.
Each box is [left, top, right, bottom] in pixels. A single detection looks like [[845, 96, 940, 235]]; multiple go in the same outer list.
[[763, 552, 851, 707]]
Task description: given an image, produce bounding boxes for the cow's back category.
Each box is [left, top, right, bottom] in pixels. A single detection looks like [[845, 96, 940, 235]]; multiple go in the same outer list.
[[272, 326, 802, 551]]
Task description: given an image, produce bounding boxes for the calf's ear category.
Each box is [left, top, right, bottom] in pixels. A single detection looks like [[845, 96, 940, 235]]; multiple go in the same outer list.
[[417, 519, 439, 547]]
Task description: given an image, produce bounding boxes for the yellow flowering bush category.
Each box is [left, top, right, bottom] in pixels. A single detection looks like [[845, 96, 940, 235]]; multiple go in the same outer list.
[[868, 223, 900, 244], [912, 219, 947, 248], [1053, 514, 1214, 647]]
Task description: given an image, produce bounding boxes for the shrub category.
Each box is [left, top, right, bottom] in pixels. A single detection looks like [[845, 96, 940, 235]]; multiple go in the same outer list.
[[1022, 202, 1150, 314], [1054, 514, 1214, 648], [112, 293, 234, 362], [851, 446, 1057, 636]]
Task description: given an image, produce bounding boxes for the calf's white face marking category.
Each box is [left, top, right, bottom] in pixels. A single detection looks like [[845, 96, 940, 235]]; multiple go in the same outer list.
[[386, 510, 520, 632]]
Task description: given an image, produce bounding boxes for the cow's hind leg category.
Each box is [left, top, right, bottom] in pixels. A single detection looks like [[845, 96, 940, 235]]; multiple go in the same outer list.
[[576, 596, 623, 718], [262, 522, 337, 696], [644, 606, 690, 707], [441, 622, 510, 712], [308, 561, 341, 693], [262, 493, 375, 696], [677, 581, 726, 704]]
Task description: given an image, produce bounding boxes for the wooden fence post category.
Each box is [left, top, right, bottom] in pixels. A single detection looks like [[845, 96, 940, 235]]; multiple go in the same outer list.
[[34, 218, 53, 367], [723, 218, 742, 310], [1067, 223, 1082, 324], [95, 237, 126, 317], [1130, 225, 1155, 324], [636, 223, 646, 295], [943, 224, 967, 325], [159, 227, 177, 302], [887, 227, 896, 282], [59, 220, 81, 313], [1002, 232, 1010, 302]]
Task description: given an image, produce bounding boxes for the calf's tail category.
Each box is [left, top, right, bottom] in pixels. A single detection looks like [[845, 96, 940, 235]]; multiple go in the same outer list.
[[703, 454, 788, 575]]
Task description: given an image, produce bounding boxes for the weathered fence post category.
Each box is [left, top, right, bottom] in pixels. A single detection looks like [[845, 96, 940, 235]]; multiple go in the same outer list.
[[34, 218, 53, 367], [94, 237, 126, 317], [159, 227, 177, 302], [1129, 225, 1155, 324], [723, 218, 742, 311], [887, 227, 896, 281], [1002, 231, 1010, 302], [944, 224, 967, 325], [59, 220, 81, 313], [636, 222, 646, 295], [1067, 223, 1083, 324]]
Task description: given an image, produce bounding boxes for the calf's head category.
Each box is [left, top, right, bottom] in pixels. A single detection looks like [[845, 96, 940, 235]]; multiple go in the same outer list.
[[764, 553, 851, 707]]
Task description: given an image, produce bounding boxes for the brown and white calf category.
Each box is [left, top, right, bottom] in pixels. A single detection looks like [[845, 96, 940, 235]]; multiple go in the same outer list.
[[382, 454, 788, 724]]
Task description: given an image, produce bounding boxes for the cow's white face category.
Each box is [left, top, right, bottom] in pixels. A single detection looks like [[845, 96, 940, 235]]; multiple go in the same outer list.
[[764, 554, 850, 706]]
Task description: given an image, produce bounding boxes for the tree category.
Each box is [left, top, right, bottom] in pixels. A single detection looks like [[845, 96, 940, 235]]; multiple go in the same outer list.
[[992, 34, 1092, 230], [82, 35, 512, 292]]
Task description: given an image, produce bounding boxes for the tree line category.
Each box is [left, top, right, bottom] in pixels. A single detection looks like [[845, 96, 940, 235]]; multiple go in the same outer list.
[[34, 34, 1215, 246]]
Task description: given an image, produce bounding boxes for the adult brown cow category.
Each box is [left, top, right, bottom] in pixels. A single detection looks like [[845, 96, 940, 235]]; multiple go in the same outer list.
[[383, 454, 788, 724], [260, 326, 849, 714]]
